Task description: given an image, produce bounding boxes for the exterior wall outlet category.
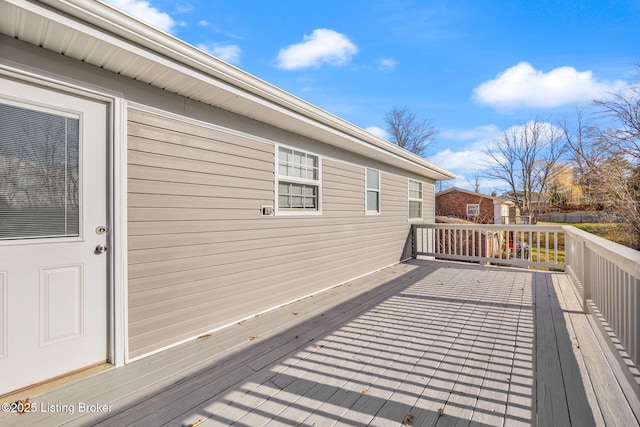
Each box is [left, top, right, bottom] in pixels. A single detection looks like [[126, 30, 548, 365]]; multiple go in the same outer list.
[[262, 206, 274, 216]]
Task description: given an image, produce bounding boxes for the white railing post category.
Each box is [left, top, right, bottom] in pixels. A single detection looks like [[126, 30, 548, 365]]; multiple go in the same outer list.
[[583, 240, 590, 313]]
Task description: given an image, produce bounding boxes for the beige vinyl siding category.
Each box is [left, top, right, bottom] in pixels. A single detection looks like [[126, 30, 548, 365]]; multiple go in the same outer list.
[[127, 109, 422, 358]]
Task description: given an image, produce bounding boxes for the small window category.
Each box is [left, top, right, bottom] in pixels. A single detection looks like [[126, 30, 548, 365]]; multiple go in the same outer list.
[[408, 179, 423, 220], [276, 146, 320, 213], [366, 168, 380, 213], [467, 204, 480, 216]]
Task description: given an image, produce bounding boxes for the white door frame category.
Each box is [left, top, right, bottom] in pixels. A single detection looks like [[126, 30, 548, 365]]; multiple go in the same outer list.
[[0, 64, 128, 369]]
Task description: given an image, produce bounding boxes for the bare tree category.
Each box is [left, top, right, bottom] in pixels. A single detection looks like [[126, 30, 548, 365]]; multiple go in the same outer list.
[[559, 107, 605, 206], [586, 78, 640, 248], [384, 106, 437, 156], [594, 83, 640, 163], [484, 119, 566, 223]]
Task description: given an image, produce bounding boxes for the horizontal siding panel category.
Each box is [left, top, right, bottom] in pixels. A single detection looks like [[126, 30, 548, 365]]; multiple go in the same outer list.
[[127, 260, 373, 358], [128, 206, 275, 222], [128, 150, 273, 179], [128, 217, 366, 236], [128, 109, 273, 154], [128, 234, 368, 281], [128, 194, 273, 209], [128, 179, 272, 198], [129, 136, 271, 171], [127, 222, 369, 250], [127, 240, 371, 298], [128, 253, 371, 333], [128, 163, 273, 190], [128, 227, 366, 265], [128, 122, 272, 161], [128, 244, 369, 311], [126, 108, 430, 358]]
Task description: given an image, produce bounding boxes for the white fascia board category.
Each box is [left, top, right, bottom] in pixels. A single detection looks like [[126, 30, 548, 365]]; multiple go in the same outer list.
[[28, 0, 455, 180]]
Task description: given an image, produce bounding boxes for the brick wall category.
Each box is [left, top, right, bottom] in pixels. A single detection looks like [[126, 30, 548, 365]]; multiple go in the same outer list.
[[436, 191, 495, 224]]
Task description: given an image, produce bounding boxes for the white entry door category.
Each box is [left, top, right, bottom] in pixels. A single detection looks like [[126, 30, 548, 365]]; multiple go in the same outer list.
[[0, 77, 108, 395]]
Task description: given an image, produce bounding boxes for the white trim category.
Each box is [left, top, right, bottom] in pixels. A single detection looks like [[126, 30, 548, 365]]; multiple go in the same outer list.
[[365, 168, 381, 215], [408, 178, 424, 221], [275, 144, 323, 216], [112, 98, 128, 367]]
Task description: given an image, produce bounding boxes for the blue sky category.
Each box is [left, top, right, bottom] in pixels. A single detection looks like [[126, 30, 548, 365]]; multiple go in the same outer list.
[[104, 0, 640, 192]]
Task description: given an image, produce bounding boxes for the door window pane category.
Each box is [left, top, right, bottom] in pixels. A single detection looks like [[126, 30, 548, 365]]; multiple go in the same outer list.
[[0, 103, 80, 240]]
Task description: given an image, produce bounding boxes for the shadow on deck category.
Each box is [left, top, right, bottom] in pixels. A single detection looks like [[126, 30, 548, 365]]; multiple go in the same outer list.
[[1, 260, 638, 426]]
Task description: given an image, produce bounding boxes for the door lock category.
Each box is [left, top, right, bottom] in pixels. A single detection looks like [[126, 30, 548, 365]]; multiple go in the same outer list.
[[95, 226, 107, 235], [95, 244, 108, 254]]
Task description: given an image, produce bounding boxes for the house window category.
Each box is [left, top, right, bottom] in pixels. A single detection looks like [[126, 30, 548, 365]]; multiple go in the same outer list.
[[0, 103, 80, 240], [467, 204, 480, 216], [408, 179, 423, 220], [366, 168, 380, 213], [277, 146, 320, 212]]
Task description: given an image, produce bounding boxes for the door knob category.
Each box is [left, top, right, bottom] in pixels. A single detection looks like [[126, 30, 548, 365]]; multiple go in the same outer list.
[[95, 244, 108, 254]]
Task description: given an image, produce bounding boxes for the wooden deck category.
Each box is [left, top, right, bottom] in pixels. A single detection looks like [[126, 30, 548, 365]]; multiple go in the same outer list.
[[1, 260, 639, 426]]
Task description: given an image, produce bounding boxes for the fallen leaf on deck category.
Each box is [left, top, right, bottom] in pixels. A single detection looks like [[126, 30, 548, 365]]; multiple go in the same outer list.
[[17, 398, 30, 415], [293, 312, 298, 315], [198, 333, 211, 339], [403, 412, 413, 426], [249, 336, 258, 341], [188, 419, 204, 427], [237, 320, 246, 325], [315, 345, 324, 349]]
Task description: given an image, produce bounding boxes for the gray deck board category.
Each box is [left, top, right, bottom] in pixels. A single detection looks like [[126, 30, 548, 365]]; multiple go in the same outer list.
[[1, 260, 639, 426]]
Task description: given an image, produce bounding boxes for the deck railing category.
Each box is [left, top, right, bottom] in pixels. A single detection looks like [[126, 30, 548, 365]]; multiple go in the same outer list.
[[563, 225, 640, 383], [412, 223, 640, 381], [413, 223, 565, 270]]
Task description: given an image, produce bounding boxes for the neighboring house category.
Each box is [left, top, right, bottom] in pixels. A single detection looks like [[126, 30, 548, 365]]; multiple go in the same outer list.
[[436, 187, 517, 224], [0, 0, 454, 394]]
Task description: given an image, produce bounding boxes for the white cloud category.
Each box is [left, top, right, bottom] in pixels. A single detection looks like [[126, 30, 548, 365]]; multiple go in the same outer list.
[[431, 148, 490, 173], [175, 3, 192, 13], [198, 43, 242, 64], [103, 0, 175, 33], [365, 126, 389, 139], [473, 62, 627, 110], [198, 20, 209, 27], [378, 58, 397, 71], [440, 124, 501, 141], [276, 29, 358, 70]]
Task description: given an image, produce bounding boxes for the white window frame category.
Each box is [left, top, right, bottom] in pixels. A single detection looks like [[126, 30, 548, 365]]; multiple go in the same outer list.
[[467, 204, 480, 216], [275, 144, 322, 216], [365, 168, 380, 214], [408, 179, 423, 221]]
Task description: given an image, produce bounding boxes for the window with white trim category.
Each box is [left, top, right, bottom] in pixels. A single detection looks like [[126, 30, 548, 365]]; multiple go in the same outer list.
[[467, 204, 480, 216], [408, 179, 423, 219], [277, 146, 320, 212], [366, 168, 380, 213]]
